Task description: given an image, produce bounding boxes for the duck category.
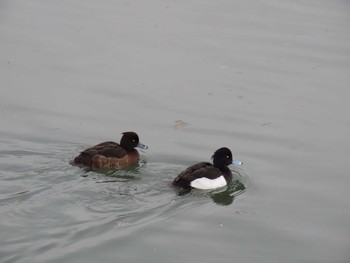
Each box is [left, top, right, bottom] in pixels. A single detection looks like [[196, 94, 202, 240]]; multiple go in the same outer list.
[[172, 147, 242, 190], [71, 131, 148, 169]]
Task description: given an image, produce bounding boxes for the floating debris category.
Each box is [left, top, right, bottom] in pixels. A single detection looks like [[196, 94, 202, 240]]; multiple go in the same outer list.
[[234, 209, 257, 215], [115, 221, 130, 227], [174, 120, 190, 130]]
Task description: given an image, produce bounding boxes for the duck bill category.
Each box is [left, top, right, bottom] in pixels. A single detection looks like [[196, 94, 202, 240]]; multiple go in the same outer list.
[[232, 159, 243, 166], [137, 143, 148, 149]]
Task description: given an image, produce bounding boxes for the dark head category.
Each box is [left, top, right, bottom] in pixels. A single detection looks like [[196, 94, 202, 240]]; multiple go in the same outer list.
[[212, 147, 242, 170], [120, 132, 148, 151]]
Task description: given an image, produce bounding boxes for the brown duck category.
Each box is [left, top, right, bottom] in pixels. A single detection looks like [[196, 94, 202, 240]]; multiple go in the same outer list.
[[71, 131, 148, 169]]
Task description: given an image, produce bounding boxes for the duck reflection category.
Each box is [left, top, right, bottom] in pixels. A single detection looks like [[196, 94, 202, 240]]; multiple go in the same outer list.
[[175, 179, 245, 206]]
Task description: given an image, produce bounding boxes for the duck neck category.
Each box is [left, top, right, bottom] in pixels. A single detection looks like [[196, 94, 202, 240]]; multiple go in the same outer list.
[[223, 167, 232, 182], [213, 160, 232, 181], [120, 139, 133, 151], [213, 159, 226, 171]]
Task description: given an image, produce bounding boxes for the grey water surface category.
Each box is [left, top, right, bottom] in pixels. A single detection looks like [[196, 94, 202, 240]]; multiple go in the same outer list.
[[1, 0, 350, 262]]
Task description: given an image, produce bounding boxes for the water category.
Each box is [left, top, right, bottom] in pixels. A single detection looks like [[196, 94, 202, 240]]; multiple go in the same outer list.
[[1, 0, 350, 262]]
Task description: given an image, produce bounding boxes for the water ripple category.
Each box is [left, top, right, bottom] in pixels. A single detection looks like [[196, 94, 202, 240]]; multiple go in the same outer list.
[[0, 135, 249, 263]]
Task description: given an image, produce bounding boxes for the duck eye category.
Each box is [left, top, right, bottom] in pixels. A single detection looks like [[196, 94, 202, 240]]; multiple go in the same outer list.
[[226, 155, 229, 159]]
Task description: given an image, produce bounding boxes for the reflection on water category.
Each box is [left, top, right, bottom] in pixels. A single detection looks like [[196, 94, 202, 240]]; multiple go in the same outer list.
[[210, 180, 246, 206], [0, 135, 247, 262], [77, 161, 147, 180], [75, 161, 248, 208]]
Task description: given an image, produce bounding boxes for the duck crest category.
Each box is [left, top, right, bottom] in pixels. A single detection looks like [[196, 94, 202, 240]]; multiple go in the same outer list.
[[120, 131, 139, 151], [212, 147, 233, 170]]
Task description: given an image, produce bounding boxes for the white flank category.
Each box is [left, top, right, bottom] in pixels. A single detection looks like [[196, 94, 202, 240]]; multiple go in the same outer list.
[[190, 175, 227, 190]]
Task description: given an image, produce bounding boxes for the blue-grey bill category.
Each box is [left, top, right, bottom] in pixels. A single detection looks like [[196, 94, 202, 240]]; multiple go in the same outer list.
[[232, 159, 243, 166], [137, 143, 148, 149]]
